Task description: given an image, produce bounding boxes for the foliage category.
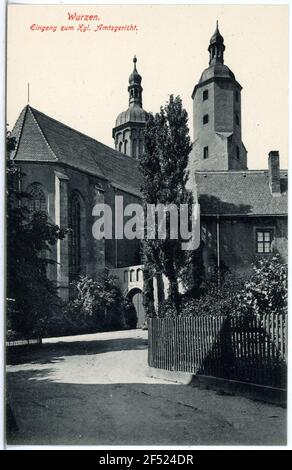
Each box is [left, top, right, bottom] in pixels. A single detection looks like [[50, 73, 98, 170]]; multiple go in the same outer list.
[[6, 132, 66, 339], [238, 255, 287, 316], [68, 270, 137, 332], [178, 255, 287, 318], [179, 272, 245, 317], [140, 95, 193, 314], [141, 263, 155, 317], [157, 298, 179, 318]]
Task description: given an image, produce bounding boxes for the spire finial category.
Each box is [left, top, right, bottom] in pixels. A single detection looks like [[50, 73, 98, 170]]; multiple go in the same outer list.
[[128, 55, 142, 107], [208, 22, 225, 65], [27, 82, 30, 104]]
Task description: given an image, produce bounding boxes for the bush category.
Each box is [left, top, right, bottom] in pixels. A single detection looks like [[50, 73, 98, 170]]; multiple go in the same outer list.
[[67, 270, 137, 333], [41, 300, 89, 338], [158, 298, 179, 318], [180, 273, 245, 317], [179, 255, 287, 318], [238, 255, 287, 316], [13, 270, 138, 339]]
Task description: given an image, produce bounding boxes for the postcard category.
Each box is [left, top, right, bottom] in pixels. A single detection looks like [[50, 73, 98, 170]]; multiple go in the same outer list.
[[5, 2, 288, 449]]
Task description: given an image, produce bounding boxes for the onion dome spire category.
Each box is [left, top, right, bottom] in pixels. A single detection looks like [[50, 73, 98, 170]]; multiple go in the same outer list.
[[208, 20, 225, 65], [128, 55, 143, 107]]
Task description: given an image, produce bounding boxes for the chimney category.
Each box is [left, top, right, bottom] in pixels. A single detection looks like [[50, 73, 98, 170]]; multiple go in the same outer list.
[[268, 151, 281, 195]]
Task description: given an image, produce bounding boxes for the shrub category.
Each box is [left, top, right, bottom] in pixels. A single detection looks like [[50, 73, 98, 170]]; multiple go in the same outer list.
[[158, 298, 179, 318], [42, 300, 89, 338], [180, 273, 245, 317], [14, 270, 138, 339], [68, 270, 137, 332], [179, 255, 287, 318], [238, 255, 287, 316]]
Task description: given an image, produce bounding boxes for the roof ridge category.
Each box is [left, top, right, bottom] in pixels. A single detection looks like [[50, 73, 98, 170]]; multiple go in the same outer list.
[[28, 106, 58, 161], [31, 106, 108, 179], [29, 106, 99, 144], [28, 106, 139, 165]]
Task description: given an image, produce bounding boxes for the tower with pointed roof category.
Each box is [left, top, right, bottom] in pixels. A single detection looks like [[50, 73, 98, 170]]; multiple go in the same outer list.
[[112, 56, 148, 159], [191, 22, 247, 171]]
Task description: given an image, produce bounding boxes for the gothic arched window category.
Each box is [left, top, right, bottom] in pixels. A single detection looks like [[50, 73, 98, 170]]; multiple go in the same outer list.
[[27, 183, 47, 214], [119, 142, 123, 152], [70, 192, 82, 280], [124, 140, 128, 154]]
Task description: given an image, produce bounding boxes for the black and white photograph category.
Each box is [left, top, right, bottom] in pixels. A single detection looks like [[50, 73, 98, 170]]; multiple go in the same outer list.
[[4, 2, 289, 449]]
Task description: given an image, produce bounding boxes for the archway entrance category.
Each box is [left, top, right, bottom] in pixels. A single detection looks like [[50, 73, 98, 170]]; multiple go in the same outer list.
[[128, 288, 146, 328]]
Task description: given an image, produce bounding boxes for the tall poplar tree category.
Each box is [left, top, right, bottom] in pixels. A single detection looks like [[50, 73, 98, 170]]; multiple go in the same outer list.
[[140, 95, 192, 314]]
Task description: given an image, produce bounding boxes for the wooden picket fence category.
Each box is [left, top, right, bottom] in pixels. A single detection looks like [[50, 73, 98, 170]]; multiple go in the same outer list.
[[148, 314, 287, 389]]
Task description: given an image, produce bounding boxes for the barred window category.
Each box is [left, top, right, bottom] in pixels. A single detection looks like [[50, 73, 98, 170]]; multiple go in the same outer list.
[[256, 230, 273, 254]]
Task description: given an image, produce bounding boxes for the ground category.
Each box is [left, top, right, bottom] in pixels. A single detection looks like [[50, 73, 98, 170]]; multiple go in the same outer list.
[[6, 329, 286, 446]]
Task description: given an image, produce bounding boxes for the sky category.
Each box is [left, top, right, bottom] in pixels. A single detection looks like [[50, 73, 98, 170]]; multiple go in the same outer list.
[[6, 3, 288, 170]]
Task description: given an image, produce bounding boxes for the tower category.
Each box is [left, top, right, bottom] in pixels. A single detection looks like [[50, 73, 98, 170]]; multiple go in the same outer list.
[[191, 22, 247, 171], [113, 56, 148, 159]]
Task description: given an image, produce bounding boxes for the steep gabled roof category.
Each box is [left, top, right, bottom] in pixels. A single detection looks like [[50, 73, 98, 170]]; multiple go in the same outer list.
[[11, 106, 142, 194], [10, 106, 57, 162], [195, 170, 288, 216]]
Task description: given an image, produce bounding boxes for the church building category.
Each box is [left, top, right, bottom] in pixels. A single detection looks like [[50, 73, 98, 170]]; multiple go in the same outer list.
[[10, 24, 287, 324]]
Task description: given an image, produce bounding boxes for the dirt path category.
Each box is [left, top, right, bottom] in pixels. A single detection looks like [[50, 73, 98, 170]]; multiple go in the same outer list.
[[6, 329, 286, 446]]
